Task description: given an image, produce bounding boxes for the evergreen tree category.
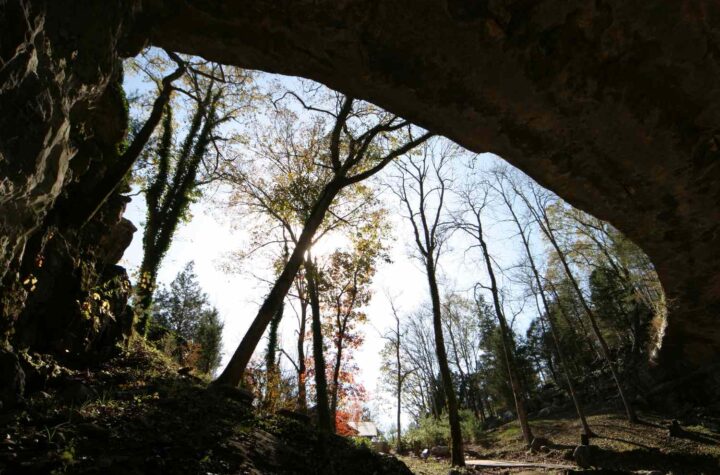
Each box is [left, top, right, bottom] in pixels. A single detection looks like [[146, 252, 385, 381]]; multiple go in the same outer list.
[[153, 261, 207, 340], [151, 261, 224, 374], [195, 308, 224, 375]]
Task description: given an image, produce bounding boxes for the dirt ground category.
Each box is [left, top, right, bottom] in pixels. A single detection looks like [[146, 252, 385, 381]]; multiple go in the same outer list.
[[399, 410, 720, 474]]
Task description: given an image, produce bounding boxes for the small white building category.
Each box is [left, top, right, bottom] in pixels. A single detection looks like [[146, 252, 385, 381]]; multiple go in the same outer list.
[[347, 421, 378, 439]]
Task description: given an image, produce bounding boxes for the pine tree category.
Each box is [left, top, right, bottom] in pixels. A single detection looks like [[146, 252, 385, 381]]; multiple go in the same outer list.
[[195, 308, 224, 375], [151, 261, 224, 374]]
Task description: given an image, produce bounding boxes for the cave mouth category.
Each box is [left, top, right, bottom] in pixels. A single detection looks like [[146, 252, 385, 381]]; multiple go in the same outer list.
[[1, 0, 719, 426]]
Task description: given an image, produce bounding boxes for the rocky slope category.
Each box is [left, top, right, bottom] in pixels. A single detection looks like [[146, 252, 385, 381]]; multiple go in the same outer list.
[[0, 341, 412, 475]]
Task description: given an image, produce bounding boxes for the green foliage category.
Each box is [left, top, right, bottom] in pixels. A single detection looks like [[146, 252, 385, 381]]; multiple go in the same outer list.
[[403, 410, 482, 450], [349, 436, 374, 450], [150, 262, 223, 374], [194, 308, 224, 374]]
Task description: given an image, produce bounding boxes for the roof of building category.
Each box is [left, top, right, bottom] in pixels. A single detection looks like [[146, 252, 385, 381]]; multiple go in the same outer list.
[[347, 421, 378, 437]]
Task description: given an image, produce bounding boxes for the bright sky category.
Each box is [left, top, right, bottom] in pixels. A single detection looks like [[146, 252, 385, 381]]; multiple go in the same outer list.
[[120, 63, 538, 431]]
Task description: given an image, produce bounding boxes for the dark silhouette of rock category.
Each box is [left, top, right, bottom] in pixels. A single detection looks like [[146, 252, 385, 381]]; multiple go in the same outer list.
[[430, 445, 450, 457]]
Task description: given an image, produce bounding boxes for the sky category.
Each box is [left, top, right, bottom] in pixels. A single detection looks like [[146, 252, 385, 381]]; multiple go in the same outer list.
[[120, 60, 541, 431]]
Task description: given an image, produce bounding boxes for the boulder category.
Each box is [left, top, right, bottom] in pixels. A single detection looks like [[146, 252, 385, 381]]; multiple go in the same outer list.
[[429, 445, 450, 457], [213, 384, 255, 405], [538, 407, 552, 417]]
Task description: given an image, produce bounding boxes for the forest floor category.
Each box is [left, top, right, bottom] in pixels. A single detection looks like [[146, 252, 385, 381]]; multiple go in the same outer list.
[[0, 341, 410, 475], [2, 342, 719, 474], [399, 408, 720, 474]]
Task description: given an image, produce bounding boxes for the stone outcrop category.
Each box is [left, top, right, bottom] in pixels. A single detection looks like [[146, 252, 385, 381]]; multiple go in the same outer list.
[[0, 0, 139, 405], [1, 0, 719, 397], [0, 0, 137, 288]]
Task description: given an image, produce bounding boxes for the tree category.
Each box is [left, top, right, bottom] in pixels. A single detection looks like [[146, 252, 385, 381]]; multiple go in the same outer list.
[[290, 265, 310, 412], [134, 59, 251, 335], [195, 308, 224, 375], [393, 139, 465, 467], [216, 91, 431, 387], [322, 230, 385, 425], [454, 177, 534, 447], [441, 294, 488, 423], [151, 261, 224, 374], [306, 251, 333, 432], [491, 167, 593, 436], [220, 91, 394, 423], [153, 261, 207, 341], [380, 295, 415, 452], [263, 245, 289, 409], [513, 178, 638, 423], [399, 306, 442, 422]]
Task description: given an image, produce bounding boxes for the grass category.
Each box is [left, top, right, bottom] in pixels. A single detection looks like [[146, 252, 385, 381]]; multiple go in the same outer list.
[[398, 455, 468, 475], [403, 409, 720, 473]]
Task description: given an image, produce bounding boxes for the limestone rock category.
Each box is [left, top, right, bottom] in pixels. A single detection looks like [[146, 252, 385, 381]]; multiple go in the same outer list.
[[429, 445, 450, 457], [97, 217, 137, 265]]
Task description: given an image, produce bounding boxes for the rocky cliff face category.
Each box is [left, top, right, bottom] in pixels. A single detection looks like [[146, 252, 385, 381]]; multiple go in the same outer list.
[[1, 0, 718, 403], [0, 0, 139, 405]]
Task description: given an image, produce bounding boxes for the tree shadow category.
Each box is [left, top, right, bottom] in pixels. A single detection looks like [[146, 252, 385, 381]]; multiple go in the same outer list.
[[596, 435, 652, 450], [589, 446, 720, 473], [671, 427, 720, 446]]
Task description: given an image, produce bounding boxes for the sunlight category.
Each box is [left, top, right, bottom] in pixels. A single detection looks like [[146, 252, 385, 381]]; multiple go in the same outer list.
[[309, 230, 351, 258]]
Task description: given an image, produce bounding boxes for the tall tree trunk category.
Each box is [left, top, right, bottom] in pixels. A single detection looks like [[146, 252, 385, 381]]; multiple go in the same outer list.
[[215, 180, 342, 386], [136, 95, 216, 335], [266, 303, 283, 372], [499, 187, 594, 436], [306, 254, 333, 433], [426, 257, 465, 467], [473, 214, 534, 447], [540, 215, 637, 423], [296, 293, 308, 412], [263, 300, 284, 408], [395, 315, 403, 452], [267, 246, 289, 375], [329, 323, 345, 423]]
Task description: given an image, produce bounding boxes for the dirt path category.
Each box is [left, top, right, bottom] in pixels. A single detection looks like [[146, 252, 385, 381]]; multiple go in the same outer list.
[[465, 459, 575, 470]]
